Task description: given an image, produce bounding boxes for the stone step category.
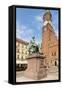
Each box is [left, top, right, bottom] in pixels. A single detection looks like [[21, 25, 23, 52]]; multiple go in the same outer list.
[[48, 66, 58, 73], [16, 71, 24, 77]]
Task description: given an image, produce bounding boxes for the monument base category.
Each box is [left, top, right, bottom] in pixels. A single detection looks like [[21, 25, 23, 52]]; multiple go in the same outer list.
[[24, 53, 47, 80]]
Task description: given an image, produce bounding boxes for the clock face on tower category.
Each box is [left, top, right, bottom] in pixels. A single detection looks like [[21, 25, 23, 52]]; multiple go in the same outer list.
[[43, 20, 53, 27], [43, 21, 48, 26]]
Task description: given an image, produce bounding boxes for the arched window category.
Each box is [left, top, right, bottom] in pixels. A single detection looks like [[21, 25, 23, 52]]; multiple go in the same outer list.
[[55, 61, 57, 66], [54, 52, 56, 56]]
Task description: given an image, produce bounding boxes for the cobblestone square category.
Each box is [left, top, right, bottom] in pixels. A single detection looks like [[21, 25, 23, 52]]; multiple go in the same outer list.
[[16, 71, 58, 82]]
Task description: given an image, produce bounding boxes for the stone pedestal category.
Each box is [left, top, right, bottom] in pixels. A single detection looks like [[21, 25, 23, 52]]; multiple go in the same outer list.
[[25, 53, 47, 80]]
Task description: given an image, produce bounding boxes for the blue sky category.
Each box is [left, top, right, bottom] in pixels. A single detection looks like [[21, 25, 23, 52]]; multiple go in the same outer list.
[[16, 8, 59, 45]]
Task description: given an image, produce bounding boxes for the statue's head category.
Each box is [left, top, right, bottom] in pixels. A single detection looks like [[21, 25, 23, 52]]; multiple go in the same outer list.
[[32, 36, 35, 40]]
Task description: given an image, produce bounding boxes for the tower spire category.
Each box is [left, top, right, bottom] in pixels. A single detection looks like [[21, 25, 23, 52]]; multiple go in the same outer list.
[[43, 10, 52, 21]]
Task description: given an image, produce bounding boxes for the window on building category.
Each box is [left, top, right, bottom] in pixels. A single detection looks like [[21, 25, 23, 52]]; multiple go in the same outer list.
[[52, 52, 56, 56], [22, 51, 24, 54], [22, 45, 24, 48], [26, 45, 27, 49], [55, 61, 57, 66], [51, 60, 52, 63], [52, 53, 53, 56], [48, 34, 51, 41], [21, 56, 23, 60], [18, 43, 20, 47], [54, 52, 56, 56], [25, 51, 27, 54], [17, 49, 19, 53], [24, 45, 26, 48], [17, 55, 19, 59]]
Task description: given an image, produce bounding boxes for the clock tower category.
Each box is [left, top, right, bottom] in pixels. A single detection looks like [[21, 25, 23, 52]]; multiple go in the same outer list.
[[42, 10, 53, 58], [42, 10, 58, 72]]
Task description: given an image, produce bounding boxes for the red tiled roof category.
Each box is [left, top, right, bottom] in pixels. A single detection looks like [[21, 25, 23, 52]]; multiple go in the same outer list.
[[16, 38, 29, 45]]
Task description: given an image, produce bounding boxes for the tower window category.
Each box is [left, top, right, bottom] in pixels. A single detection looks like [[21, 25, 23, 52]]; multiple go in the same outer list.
[[55, 61, 57, 66], [52, 52, 56, 56], [52, 53, 53, 56], [54, 52, 56, 56]]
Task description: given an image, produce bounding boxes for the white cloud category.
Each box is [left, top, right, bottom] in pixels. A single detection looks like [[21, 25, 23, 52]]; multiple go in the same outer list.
[[17, 29, 24, 34], [16, 21, 34, 41], [16, 22, 27, 39], [21, 25, 27, 30], [35, 15, 43, 30], [16, 32, 21, 39], [35, 15, 43, 23], [16, 22, 27, 34]]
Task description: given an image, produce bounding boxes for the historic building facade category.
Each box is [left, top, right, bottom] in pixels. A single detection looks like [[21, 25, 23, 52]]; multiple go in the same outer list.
[[42, 10, 58, 72], [16, 38, 29, 61]]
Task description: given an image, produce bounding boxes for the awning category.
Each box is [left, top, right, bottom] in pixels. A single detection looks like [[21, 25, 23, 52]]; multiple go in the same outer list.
[[16, 60, 28, 64]]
